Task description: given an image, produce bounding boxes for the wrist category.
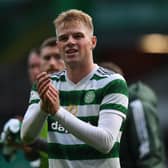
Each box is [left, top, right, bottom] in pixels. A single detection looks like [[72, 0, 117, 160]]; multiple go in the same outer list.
[[40, 100, 49, 114], [52, 106, 67, 120]]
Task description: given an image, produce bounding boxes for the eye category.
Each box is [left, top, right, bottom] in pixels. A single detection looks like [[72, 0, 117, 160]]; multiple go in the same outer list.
[[54, 54, 61, 60], [29, 64, 39, 69], [58, 35, 68, 42], [43, 55, 51, 61], [73, 33, 84, 39]]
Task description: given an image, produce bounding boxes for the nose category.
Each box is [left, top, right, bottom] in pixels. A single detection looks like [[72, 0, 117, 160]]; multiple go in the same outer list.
[[49, 57, 57, 66], [47, 58, 59, 73], [67, 36, 76, 45]]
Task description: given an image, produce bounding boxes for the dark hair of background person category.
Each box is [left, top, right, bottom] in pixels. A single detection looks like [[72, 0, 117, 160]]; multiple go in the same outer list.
[[28, 48, 40, 58], [40, 37, 57, 51], [98, 62, 124, 75]]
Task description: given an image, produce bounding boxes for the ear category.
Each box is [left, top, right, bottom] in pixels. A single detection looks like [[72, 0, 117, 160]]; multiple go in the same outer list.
[[91, 35, 97, 49]]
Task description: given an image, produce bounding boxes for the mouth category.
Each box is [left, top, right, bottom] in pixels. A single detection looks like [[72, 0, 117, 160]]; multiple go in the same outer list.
[[65, 48, 78, 55]]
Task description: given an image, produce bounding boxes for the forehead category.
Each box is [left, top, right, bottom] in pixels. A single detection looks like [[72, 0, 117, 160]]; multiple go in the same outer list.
[[28, 53, 40, 64], [56, 21, 90, 36], [41, 46, 59, 56]]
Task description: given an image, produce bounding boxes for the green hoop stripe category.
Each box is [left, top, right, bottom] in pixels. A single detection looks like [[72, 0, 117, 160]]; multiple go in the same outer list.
[[51, 75, 66, 82], [31, 83, 37, 91], [29, 99, 40, 105], [60, 79, 128, 106], [90, 74, 107, 80], [100, 103, 127, 115], [48, 142, 120, 160]]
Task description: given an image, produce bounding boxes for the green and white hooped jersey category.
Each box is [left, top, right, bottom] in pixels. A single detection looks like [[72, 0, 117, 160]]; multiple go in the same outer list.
[[29, 66, 128, 168]]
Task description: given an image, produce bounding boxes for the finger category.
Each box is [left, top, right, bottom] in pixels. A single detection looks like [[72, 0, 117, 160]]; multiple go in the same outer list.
[[37, 73, 50, 94], [48, 85, 59, 98], [50, 84, 59, 93], [47, 90, 58, 103], [46, 91, 60, 113], [39, 84, 50, 98], [38, 79, 50, 95], [46, 92, 58, 114], [36, 72, 50, 85], [37, 75, 50, 89], [36, 72, 47, 81]]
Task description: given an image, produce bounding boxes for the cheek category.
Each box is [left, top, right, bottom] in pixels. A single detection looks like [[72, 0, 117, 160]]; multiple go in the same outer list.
[[81, 42, 91, 52], [58, 42, 64, 50], [61, 62, 65, 68], [82, 39, 92, 47], [58, 45, 65, 55], [41, 61, 47, 70], [77, 41, 86, 50]]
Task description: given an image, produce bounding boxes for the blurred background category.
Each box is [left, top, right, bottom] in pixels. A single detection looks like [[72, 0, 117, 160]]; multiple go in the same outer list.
[[0, 0, 168, 167]]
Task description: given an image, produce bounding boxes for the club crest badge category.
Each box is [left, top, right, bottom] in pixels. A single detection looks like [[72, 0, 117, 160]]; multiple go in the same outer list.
[[84, 91, 95, 104]]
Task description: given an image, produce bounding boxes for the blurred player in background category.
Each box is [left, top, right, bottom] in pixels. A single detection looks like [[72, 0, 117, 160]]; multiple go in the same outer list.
[[28, 48, 41, 84], [1, 37, 65, 167], [37, 37, 65, 168], [26, 37, 65, 167], [28, 36, 65, 167], [0, 49, 42, 168], [1, 38, 65, 167], [40, 37, 65, 74], [99, 62, 166, 168]]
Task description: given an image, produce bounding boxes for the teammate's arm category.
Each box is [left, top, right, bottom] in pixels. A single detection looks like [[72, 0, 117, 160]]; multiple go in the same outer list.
[[129, 100, 165, 167]]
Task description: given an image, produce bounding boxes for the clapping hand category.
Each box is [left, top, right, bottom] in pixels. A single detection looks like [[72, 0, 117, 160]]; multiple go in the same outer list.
[[36, 72, 60, 115]]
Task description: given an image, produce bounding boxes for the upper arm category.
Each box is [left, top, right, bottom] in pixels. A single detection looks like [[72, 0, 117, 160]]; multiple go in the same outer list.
[[100, 76, 128, 119]]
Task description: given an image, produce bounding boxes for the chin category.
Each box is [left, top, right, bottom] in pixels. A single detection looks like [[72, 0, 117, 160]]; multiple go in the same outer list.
[[67, 58, 78, 62], [66, 61, 78, 67]]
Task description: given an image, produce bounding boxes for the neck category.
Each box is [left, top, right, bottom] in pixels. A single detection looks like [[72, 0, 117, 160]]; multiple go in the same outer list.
[[66, 62, 96, 84]]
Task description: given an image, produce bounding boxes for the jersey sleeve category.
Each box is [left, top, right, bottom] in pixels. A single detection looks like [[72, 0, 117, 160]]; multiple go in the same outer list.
[[21, 83, 47, 144], [29, 83, 40, 105], [100, 74, 128, 119]]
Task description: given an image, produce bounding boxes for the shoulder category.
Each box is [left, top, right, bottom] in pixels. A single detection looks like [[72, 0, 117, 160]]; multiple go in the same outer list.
[[93, 66, 128, 96], [95, 66, 115, 77], [31, 82, 37, 91], [94, 66, 126, 81], [94, 66, 127, 87], [50, 70, 66, 82], [129, 81, 157, 106], [29, 82, 40, 105]]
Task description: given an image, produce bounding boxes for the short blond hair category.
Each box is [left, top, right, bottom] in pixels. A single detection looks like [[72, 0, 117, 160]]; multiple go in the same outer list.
[[53, 9, 94, 35]]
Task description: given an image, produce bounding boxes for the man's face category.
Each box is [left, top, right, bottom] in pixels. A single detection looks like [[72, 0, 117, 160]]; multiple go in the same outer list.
[[56, 21, 96, 67], [40, 46, 65, 74], [28, 53, 41, 83]]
